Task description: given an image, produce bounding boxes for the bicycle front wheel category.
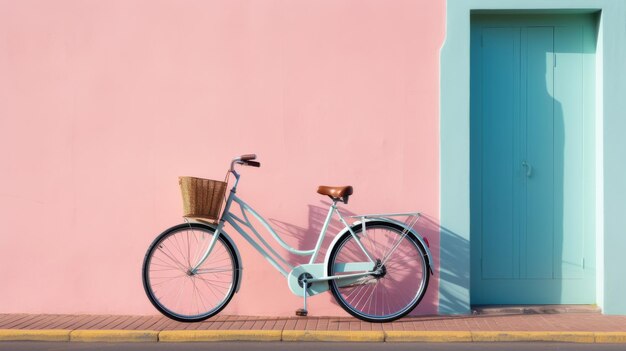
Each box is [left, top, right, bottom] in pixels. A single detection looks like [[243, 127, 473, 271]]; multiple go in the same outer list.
[[142, 223, 239, 322], [327, 221, 429, 322]]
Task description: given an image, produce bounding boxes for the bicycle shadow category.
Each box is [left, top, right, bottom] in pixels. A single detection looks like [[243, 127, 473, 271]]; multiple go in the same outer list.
[[269, 202, 439, 315], [268, 201, 350, 266]]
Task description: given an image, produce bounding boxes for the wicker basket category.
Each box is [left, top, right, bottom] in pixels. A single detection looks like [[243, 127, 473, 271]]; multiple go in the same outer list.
[[179, 176, 227, 222]]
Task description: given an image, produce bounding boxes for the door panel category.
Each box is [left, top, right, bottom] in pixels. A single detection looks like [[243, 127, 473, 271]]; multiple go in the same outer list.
[[481, 28, 519, 280], [554, 26, 585, 280]]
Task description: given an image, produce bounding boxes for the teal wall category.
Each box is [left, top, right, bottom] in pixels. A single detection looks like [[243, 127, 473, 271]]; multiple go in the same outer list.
[[440, 0, 626, 314], [598, 3, 626, 315]]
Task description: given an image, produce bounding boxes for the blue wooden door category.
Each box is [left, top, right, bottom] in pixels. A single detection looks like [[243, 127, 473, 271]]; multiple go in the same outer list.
[[470, 15, 597, 304]]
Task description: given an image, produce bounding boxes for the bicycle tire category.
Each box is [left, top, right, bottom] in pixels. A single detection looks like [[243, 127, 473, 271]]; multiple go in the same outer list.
[[327, 221, 430, 323], [142, 223, 239, 322]]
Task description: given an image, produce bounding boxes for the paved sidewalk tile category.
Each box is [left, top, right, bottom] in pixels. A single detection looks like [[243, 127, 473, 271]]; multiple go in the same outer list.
[[1, 312, 626, 332]]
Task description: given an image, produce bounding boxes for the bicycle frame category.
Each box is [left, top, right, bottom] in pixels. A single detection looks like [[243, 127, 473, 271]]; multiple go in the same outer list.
[[190, 169, 377, 281]]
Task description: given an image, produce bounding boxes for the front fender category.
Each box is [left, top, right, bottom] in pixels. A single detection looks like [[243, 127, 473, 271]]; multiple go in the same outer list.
[[187, 220, 244, 293], [323, 218, 434, 276]]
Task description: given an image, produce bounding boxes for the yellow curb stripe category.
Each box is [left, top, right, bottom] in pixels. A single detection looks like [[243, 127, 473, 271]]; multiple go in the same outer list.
[[70, 330, 158, 342], [595, 332, 626, 343], [385, 331, 472, 342], [282, 330, 385, 342], [0, 329, 70, 341], [1, 328, 625, 343], [471, 331, 595, 343], [158, 330, 282, 342]]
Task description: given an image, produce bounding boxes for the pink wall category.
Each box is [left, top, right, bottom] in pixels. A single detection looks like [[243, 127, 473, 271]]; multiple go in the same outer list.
[[0, 0, 445, 316]]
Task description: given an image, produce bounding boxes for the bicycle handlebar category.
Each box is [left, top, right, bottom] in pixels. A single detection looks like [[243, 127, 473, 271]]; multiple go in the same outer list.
[[230, 154, 261, 172]]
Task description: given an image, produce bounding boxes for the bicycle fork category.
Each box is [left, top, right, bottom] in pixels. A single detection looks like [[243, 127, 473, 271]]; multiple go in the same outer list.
[[188, 185, 239, 273], [187, 219, 225, 274]]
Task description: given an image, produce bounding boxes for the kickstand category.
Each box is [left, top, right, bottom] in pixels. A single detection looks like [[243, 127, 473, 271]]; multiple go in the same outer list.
[[295, 279, 308, 317]]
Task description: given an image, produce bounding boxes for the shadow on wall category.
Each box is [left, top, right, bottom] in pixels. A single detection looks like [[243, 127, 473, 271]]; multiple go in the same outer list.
[[270, 202, 439, 315], [426, 215, 469, 314], [269, 202, 344, 266]]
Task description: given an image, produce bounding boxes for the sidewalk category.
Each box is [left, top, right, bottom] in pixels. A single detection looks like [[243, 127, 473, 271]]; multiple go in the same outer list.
[[2, 311, 626, 343]]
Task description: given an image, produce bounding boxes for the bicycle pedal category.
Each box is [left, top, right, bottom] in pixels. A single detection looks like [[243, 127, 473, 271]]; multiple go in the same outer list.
[[295, 308, 308, 317]]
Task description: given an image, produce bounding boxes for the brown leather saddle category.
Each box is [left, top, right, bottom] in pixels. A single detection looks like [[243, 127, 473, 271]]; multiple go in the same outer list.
[[317, 185, 353, 204]]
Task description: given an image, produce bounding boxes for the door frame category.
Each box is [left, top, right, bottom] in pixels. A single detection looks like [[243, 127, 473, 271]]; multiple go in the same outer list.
[[439, 0, 626, 315]]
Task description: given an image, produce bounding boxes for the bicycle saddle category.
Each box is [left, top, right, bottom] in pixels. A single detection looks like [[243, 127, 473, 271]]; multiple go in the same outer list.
[[317, 185, 353, 203]]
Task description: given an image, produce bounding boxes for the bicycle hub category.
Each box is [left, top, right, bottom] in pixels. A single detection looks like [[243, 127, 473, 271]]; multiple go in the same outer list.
[[372, 259, 387, 279]]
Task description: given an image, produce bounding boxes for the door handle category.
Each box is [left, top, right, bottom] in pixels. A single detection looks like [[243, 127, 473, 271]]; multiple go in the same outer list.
[[521, 161, 532, 177]]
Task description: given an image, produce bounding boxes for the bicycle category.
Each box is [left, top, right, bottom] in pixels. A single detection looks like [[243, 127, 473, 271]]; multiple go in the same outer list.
[[142, 154, 433, 323]]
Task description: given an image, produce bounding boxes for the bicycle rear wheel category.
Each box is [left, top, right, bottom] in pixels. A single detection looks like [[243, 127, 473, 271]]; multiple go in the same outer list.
[[327, 221, 429, 322], [142, 223, 239, 322]]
